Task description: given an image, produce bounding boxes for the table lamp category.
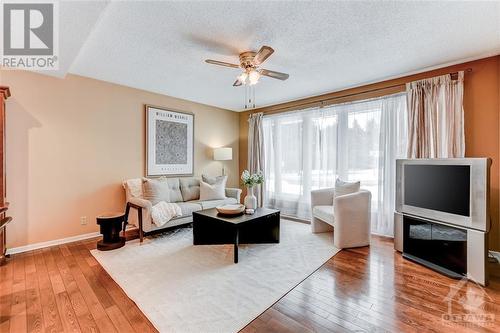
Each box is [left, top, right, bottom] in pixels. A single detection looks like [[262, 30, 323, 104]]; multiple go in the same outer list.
[[213, 147, 232, 175]]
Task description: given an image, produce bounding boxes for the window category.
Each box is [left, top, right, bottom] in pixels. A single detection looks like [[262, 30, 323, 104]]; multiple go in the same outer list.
[[263, 93, 407, 236]]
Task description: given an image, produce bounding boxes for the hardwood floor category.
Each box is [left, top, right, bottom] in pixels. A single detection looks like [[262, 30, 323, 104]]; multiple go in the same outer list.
[[0, 236, 156, 333], [242, 237, 500, 333], [1, 231, 500, 333]]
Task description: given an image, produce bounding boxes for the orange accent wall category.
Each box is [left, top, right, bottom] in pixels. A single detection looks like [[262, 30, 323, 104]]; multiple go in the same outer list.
[[239, 56, 500, 250], [462, 57, 499, 251]]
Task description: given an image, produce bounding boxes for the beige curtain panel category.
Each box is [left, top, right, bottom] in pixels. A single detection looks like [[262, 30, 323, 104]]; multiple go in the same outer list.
[[248, 112, 265, 207], [406, 71, 465, 158]]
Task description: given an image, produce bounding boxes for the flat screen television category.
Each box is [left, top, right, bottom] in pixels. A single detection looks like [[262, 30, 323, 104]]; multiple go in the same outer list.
[[396, 158, 490, 232]]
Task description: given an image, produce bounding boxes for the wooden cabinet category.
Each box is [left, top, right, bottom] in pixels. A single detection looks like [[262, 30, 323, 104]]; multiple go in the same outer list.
[[0, 86, 10, 264]]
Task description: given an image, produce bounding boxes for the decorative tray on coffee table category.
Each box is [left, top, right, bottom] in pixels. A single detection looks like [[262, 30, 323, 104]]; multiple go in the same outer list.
[[215, 204, 246, 216]]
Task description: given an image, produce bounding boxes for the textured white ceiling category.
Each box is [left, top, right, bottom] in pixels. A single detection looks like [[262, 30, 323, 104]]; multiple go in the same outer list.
[[39, 1, 500, 110], [35, 0, 110, 78]]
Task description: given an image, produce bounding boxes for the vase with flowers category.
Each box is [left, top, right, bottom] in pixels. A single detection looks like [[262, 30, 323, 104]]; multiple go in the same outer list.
[[241, 170, 264, 210]]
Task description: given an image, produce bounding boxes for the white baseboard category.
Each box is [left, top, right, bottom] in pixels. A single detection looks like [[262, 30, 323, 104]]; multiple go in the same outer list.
[[6, 231, 100, 255]]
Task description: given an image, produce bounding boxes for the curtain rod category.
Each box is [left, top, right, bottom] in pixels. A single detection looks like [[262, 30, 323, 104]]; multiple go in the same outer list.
[[450, 67, 472, 78], [260, 85, 404, 115], [253, 67, 472, 115], [347, 67, 473, 97], [262, 91, 407, 119], [322, 68, 472, 105]]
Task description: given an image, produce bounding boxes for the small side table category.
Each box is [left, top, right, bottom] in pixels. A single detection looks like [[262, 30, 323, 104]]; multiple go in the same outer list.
[[96, 212, 126, 251]]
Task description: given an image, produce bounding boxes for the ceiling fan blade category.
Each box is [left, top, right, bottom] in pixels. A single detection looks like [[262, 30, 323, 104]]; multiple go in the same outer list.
[[205, 59, 240, 69], [253, 46, 274, 66], [260, 69, 289, 80], [233, 79, 243, 87]]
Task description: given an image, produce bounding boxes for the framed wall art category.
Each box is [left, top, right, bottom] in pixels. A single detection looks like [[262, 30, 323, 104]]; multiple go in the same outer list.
[[146, 105, 194, 177]]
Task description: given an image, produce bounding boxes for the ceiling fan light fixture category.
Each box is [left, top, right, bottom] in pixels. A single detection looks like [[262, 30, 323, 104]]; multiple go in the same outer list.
[[248, 70, 260, 85], [238, 72, 248, 84]]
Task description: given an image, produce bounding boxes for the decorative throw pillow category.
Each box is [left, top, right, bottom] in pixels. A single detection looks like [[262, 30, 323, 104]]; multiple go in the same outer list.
[[142, 177, 170, 205], [201, 174, 226, 185], [180, 178, 200, 202], [335, 178, 360, 198], [199, 176, 227, 200], [124, 178, 143, 198]]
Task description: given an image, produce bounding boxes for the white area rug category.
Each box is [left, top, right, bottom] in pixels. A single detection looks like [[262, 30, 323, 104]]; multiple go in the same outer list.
[[91, 220, 339, 333]]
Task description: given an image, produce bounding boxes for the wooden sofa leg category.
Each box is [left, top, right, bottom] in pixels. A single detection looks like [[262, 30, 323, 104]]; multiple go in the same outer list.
[[123, 203, 130, 236], [138, 208, 143, 243], [125, 202, 144, 243]]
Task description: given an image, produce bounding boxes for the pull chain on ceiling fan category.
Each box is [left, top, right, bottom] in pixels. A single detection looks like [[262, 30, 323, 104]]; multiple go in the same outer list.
[[244, 84, 256, 109]]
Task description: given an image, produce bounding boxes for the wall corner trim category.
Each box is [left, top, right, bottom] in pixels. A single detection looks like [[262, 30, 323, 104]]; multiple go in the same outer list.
[[6, 231, 100, 255]]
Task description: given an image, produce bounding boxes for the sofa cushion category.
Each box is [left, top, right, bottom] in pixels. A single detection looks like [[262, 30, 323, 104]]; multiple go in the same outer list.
[[180, 178, 200, 201], [177, 202, 203, 216], [202, 174, 226, 185], [142, 178, 170, 205], [196, 197, 237, 210], [200, 176, 227, 200], [335, 178, 360, 198], [166, 178, 183, 203], [313, 205, 334, 225]]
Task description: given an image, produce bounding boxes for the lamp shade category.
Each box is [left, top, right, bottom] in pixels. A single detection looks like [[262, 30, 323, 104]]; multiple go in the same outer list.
[[213, 147, 233, 161]]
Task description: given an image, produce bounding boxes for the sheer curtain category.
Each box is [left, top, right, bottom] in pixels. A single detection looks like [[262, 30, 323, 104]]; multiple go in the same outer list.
[[376, 95, 407, 235], [263, 93, 407, 236]]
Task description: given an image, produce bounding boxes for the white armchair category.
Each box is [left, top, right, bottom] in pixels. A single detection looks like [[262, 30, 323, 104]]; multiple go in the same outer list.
[[311, 187, 371, 249]]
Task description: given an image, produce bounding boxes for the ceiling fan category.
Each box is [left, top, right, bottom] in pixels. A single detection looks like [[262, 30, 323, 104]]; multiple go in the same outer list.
[[205, 45, 289, 87]]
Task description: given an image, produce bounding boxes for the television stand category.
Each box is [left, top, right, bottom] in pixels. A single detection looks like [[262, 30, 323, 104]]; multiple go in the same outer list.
[[401, 214, 488, 285], [402, 253, 464, 280]]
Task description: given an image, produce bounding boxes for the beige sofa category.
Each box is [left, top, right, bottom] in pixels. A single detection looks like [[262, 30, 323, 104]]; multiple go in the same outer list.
[[123, 177, 242, 241]]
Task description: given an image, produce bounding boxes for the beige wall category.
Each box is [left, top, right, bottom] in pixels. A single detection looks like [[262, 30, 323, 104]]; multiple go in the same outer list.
[[0, 70, 239, 248]]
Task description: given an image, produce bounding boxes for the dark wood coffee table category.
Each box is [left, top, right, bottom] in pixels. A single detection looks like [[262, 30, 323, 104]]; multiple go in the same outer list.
[[193, 208, 280, 263]]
